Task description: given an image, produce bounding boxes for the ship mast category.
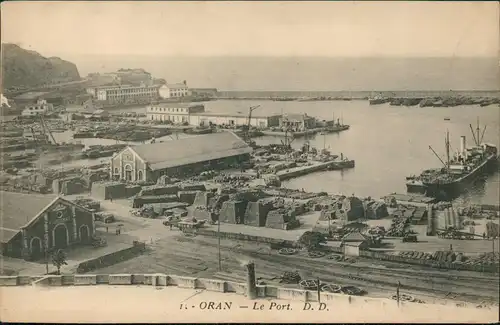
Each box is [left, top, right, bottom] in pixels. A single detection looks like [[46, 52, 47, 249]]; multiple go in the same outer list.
[[445, 130, 451, 169], [476, 117, 480, 147]]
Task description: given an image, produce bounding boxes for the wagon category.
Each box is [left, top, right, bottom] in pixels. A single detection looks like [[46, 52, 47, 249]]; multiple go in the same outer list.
[[177, 220, 206, 231]]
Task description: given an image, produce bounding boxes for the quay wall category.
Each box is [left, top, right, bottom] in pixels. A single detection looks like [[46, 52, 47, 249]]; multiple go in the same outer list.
[[75, 242, 146, 274], [0, 273, 463, 309], [188, 228, 299, 246]]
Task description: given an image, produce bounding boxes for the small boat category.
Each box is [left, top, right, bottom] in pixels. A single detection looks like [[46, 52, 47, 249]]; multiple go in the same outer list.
[[444, 117, 451, 121]]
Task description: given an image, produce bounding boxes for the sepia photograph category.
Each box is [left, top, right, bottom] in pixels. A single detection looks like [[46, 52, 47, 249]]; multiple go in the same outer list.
[[0, 1, 499, 323]]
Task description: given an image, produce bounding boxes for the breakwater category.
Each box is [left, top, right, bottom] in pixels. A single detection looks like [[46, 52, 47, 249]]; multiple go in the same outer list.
[[217, 90, 500, 99]]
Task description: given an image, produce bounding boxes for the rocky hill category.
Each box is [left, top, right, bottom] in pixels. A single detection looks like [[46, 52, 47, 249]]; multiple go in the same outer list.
[[1, 43, 81, 89]]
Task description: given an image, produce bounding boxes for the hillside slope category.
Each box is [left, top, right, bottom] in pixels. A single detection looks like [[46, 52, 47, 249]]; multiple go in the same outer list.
[[1, 43, 81, 89]]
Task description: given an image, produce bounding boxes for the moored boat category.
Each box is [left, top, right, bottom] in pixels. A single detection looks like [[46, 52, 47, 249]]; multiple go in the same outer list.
[[406, 117, 498, 200]]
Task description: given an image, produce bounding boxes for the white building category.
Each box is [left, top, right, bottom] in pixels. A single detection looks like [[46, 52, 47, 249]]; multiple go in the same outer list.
[[21, 99, 54, 116], [147, 103, 205, 124], [189, 112, 281, 129], [87, 84, 160, 104], [159, 82, 190, 99]]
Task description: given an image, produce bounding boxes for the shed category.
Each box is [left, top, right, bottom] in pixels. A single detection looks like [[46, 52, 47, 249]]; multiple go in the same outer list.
[[342, 231, 369, 257]]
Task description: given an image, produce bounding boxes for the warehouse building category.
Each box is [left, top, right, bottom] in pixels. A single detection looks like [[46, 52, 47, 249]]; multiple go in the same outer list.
[[0, 191, 95, 260], [110, 131, 252, 182], [86, 83, 160, 104], [146, 103, 206, 124], [190, 111, 281, 129]]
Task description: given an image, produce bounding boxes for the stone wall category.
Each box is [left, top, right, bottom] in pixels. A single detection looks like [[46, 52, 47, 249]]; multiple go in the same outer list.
[[0, 273, 413, 308], [76, 242, 146, 274]]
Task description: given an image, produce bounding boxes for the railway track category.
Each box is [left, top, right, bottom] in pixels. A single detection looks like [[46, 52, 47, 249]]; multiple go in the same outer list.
[[89, 235, 499, 304], [187, 236, 499, 285], [174, 237, 499, 303]]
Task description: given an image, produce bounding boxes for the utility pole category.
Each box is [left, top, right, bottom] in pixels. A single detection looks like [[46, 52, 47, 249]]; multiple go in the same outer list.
[[218, 218, 222, 271], [396, 281, 401, 307], [44, 239, 49, 274]]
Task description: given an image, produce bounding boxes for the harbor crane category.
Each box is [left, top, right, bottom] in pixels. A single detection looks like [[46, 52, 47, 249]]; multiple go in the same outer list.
[[243, 105, 260, 144]]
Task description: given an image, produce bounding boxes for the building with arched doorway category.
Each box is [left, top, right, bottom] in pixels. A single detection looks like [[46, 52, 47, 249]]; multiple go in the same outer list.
[[0, 191, 95, 260], [109, 131, 252, 183]]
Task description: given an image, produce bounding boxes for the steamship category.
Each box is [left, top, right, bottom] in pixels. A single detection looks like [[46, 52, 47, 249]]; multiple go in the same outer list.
[[406, 118, 498, 199]]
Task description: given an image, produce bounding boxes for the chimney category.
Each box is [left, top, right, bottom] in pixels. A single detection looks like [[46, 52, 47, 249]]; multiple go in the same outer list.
[[245, 262, 257, 299], [460, 136, 467, 158]]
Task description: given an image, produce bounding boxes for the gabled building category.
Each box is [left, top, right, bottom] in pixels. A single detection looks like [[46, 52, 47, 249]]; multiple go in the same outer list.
[[110, 132, 252, 182], [159, 81, 190, 99], [0, 191, 95, 260], [279, 113, 316, 131], [342, 231, 369, 256], [21, 99, 54, 116]]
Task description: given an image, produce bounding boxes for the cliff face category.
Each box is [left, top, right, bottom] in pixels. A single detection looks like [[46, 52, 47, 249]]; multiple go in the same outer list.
[[1, 43, 81, 89]]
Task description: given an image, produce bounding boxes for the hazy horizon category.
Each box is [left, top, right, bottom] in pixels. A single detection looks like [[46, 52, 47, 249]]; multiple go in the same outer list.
[[67, 55, 499, 91]]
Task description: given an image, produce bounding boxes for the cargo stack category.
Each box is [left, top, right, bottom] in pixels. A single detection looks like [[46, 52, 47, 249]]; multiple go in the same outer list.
[[426, 204, 437, 236], [244, 201, 272, 227], [219, 200, 248, 224], [91, 181, 127, 200], [265, 208, 300, 230]]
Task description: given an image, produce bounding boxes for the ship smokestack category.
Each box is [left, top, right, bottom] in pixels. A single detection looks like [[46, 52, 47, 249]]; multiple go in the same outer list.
[[460, 136, 467, 159]]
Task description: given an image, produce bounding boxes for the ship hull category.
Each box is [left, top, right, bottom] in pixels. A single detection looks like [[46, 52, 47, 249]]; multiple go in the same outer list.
[[423, 154, 498, 200], [406, 181, 427, 194]]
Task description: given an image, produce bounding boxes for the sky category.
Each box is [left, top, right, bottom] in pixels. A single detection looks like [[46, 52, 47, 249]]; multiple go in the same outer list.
[[1, 1, 499, 58]]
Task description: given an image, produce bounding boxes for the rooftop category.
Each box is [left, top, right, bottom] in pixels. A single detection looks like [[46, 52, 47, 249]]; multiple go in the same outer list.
[[191, 111, 281, 119], [281, 113, 314, 121], [0, 191, 58, 243], [164, 83, 187, 89], [93, 84, 159, 90], [129, 131, 252, 171], [342, 231, 367, 242], [150, 103, 204, 108]]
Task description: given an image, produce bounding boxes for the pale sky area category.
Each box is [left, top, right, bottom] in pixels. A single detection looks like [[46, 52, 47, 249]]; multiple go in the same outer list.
[[1, 1, 499, 58]]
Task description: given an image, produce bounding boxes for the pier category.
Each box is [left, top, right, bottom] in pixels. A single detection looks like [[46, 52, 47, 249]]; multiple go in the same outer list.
[[266, 159, 355, 181]]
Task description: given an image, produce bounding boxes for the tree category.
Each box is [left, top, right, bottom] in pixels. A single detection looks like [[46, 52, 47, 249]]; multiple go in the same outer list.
[[298, 231, 327, 251], [51, 249, 68, 275]]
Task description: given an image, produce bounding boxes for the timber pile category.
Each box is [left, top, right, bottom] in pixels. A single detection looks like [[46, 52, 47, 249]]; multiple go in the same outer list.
[[398, 250, 500, 268], [386, 214, 413, 237], [73, 197, 101, 211], [280, 271, 301, 284]]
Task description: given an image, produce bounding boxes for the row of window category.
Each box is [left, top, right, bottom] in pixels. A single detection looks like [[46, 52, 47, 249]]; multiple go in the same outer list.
[[102, 90, 158, 95], [151, 114, 188, 122], [149, 107, 188, 113]]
